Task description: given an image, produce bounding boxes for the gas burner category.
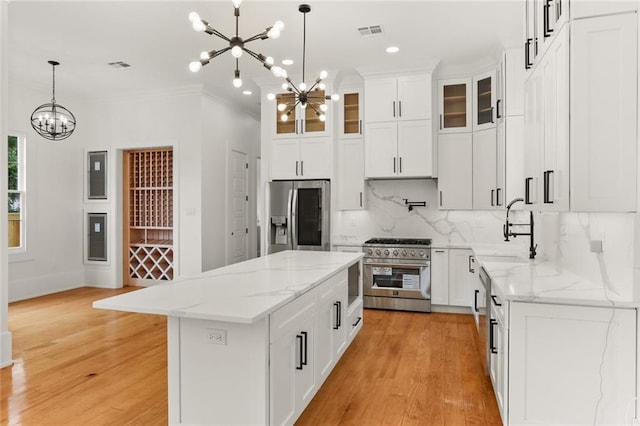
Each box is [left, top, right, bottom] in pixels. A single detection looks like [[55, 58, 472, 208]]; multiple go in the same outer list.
[[362, 238, 432, 261]]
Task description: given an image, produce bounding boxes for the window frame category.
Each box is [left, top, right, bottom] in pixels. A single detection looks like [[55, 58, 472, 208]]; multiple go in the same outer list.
[[8, 132, 26, 254]]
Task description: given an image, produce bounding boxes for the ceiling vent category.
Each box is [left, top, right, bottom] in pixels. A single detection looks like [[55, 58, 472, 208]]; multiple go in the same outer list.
[[108, 61, 132, 70], [358, 25, 383, 37]]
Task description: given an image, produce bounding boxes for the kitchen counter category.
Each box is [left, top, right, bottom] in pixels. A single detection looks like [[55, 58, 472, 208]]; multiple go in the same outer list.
[[94, 250, 363, 323]]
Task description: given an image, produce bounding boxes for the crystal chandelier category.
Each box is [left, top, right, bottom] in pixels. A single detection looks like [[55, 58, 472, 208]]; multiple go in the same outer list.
[[268, 4, 339, 122], [188, 0, 287, 88], [30, 60, 76, 141]]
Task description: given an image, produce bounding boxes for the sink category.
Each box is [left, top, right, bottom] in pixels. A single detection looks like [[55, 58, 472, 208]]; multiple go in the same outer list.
[[477, 255, 529, 264]]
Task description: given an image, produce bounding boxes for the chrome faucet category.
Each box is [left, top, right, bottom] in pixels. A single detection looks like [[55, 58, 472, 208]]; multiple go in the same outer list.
[[503, 198, 537, 259]]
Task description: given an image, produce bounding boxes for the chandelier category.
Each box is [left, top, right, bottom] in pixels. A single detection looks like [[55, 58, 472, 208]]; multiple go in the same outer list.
[[30, 60, 76, 141], [188, 0, 286, 88], [269, 4, 339, 123]]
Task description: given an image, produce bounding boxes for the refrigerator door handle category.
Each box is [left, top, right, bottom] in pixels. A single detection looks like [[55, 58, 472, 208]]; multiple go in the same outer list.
[[287, 188, 294, 249], [291, 188, 298, 250]]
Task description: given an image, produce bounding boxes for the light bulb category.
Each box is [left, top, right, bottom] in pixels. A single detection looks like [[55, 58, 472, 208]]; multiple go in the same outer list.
[[331, 93, 340, 101], [38, 114, 43, 122], [200, 51, 209, 60], [281, 114, 288, 121], [267, 28, 280, 39], [320, 104, 328, 112], [267, 93, 276, 101], [277, 103, 286, 112], [318, 82, 326, 90], [233, 77, 243, 88], [189, 61, 202, 72], [60, 115, 67, 123], [319, 114, 326, 122], [272, 66, 284, 77], [273, 20, 285, 31], [281, 83, 289, 90], [232, 0, 242, 8], [44, 114, 49, 120], [188, 12, 201, 23], [299, 82, 307, 91], [231, 46, 243, 58], [266, 56, 274, 66], [281, 69, 288, 78], [319, 70, 328, 79], [192, 20, 206, 32]]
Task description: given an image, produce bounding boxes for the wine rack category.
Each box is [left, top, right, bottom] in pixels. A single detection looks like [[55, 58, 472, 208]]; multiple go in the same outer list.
[[124, 148, 174, 284]]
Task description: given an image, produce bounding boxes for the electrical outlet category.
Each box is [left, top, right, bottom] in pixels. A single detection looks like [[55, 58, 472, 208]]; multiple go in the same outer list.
[[206, 328, 227, 345]]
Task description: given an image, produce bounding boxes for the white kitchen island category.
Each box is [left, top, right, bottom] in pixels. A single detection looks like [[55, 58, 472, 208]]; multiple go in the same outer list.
[[94, 250, 364, 426]]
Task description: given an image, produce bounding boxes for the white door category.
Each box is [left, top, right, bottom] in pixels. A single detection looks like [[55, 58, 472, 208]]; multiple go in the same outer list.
[[448, 249, 474, 307], [437, 132, 473, 209], [430, 248, 450, 305], [228, 150, 248, 265], [364, 77, 397, 123], [299, 137, 330, 179], [364, 122, 398, 178], [397, 120, 432, 177], [270, 139, 300, 180], [397, 74, 431, 121], [473, 69, 497, 131], [337, 138, 365, 210], [523, 70, 542, 208], [473, 127, 498, 210], [438, 78, 472, 134]]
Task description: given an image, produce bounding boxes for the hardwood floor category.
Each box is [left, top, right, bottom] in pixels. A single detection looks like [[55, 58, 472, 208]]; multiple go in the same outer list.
[[1, 288, 501, 425]]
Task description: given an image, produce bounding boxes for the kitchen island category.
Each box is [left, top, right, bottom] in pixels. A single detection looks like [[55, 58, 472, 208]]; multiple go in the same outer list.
[[94, 250, 364, 425]]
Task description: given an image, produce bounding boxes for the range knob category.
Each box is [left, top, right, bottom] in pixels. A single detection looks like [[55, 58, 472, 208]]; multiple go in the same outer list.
[[410, 250, 416, 256], [401, 250, 407, 256], [384, 249, 390, 256], [367, 248, 373, 255], [393, 250, 399, 256], [420, 251, 425, 257], [375, 249, 381, 255]]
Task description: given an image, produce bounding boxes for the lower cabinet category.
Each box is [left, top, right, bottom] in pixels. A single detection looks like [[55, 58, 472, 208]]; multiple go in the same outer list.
[[489, 292, 508, 424], [316, 272, 348, 383], [430, 248, 450, 305], [431, 248, 476, 308]]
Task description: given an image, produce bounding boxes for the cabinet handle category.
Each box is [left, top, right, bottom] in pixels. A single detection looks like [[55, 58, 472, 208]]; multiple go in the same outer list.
[[525, 177, 533, 204], [399, 157, 402, 173], [301, 331, 308, 366], [491, 189, 495, 207], [296, 160, 299, 176], [399, 100, 402, 117], [544, 0, 554, 38], [393, 157, 396, 174], [440, 114, 443, 129], [491, 295, 502, 307], [393, 101, 396, 118], [338, 301, 342, 328], [300, 119, 304, 134], [468, 255, 475, 273], [295, 119, 298, 134], [296, 334, 304, 370], [439, 191, 443, 207], [435, 250, 445, 253], [490, 319, 498, 354], [359, 119, 362, 135], [301, 160, 304, 176], [359, 192, 363, 207], [525, 38, 533, 70], [497, 99, 502, 118], [474, 289, 479, 313], [557, 0, 562, 21], [333, 302, 340, 330], [497, 188, 502, 206], [543, 170, 554, 204], [352, 317, 362, 327], [490, 106, 495, 123]]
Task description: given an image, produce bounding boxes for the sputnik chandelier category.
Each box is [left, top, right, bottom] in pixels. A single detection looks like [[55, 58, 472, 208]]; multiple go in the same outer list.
[[30, 60, 76, 141], [269, 4, 339, 123], [188, 0, 287, 88]]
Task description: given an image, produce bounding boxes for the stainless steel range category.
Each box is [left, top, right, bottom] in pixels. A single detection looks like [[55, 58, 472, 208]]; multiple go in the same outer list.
[[362, 238, 431, 312]]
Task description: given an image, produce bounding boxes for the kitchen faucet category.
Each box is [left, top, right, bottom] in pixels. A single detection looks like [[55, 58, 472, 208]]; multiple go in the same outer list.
[[503, 198, 537, 259]]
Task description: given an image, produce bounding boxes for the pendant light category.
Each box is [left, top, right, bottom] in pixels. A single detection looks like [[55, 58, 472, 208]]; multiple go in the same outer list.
[[30, 60, 76, 141]]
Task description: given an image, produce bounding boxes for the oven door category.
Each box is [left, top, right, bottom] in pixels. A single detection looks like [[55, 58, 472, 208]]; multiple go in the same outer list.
[[364, 260, 430, 300]]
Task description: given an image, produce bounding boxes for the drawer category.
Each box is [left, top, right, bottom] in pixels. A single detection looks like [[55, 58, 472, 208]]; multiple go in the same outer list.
[[347, 298, 363, 341]]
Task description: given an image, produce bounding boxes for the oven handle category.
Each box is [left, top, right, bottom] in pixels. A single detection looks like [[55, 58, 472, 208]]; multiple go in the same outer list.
[[364, 261, 431, 269]]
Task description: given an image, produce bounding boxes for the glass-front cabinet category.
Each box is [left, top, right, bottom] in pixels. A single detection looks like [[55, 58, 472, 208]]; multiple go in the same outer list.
[[438, 78, 472, 134], [339, 88, 363, 138], [273, 90, 328, 138], [473, 69, 496, 130]]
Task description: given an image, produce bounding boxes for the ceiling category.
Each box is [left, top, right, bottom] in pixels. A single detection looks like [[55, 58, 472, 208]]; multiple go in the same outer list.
[[8, 0, 524, 118]]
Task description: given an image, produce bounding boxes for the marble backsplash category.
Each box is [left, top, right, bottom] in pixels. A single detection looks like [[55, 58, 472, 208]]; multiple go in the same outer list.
[[333, 179, 638, 287]]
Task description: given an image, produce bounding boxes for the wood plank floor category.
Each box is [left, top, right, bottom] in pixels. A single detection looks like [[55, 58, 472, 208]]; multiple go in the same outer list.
[[1, 288, 501, 425]]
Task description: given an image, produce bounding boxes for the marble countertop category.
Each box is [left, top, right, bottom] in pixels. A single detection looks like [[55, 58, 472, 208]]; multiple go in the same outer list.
[[93, 251, 363, 324], [473, 246, 640, 308]]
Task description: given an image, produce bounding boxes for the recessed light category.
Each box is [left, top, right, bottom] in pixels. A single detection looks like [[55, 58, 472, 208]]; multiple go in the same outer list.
[[243, 90, 253, 95], [386, 46, 399, 54], [282, 59, 294, 66]]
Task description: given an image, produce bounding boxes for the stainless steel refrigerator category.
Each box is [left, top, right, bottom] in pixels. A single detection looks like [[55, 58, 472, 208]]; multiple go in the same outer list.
[[268, 180, 330, 254]]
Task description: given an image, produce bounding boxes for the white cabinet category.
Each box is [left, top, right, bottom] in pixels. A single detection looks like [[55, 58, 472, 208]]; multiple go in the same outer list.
[[571, 0, 636, 20], [339, 88, 363, 139], [525, 0, 569, 72], [271, 91, 330, 138], [270, 137, 330, 180], [364, 120, 432, 178], [438, 78, 472, 134], [472, 127, 500, 210], [489, 292, 508, 424], [509, 302, 636, 425], [523, 66, 543, 208], [472, 69, 496, 131], [337, 139, 365, 210], [437, 133, 472, 210], [430, 248, 450, 305], [448, 249, 475, 307], [570, 13, 637, 212], [316, 273, 348, 383], [365, 75, 431, 123]]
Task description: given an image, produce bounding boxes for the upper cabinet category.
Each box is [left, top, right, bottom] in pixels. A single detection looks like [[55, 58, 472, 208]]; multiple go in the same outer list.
[[272, 89, 331, 139], [337, 87, 366, 210], [339, 88, 363, 139], [525, 0, 569, 73], [473, 69, 496, 131], [364, 72, 433, 179], [438, 78, 472, 134]]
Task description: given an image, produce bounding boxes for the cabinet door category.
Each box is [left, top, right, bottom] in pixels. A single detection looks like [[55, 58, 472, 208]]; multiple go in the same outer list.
[[316, 281, 336, 383], [571, 13, 637, 212], [340, 89, 363, 139], [437, 133, 473, 209], [397, 120, 432, 177], [338, 139, 365, 210], [364, 122, 398, 178], [509, 303, 636, 425], [430, 248, 449, 305], [523, 70, 542, 208], [525, 0, 536, 70], [473, 69, 496, 131], [448, 249, 474, 307], [270, 328, 298, 426], [438, 78, 472, 134], [332, 279, 348, 359], [273, 93, 299, 139], [504, 116, 525, 206], [364, 77, 397, 123], [299, 137, 330, 179], [271, 139, 300, 180], [490, 305, 508, 424], [496, 121, 506, 208], [540, 24, 569, 211], [473, 127, 498, 210], [295, 316, 317, 413], [302, 89, 328, 136], [397, 74, 431, 121]]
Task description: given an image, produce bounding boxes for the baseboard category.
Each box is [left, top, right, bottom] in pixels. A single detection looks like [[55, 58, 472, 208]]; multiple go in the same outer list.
[[0, 331, 12, 368], [9, 269, 84, 302], [430, 304, 473, 315]]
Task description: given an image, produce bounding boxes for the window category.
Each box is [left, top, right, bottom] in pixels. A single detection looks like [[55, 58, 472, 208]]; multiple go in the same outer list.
[[8, 134, 25, 250]]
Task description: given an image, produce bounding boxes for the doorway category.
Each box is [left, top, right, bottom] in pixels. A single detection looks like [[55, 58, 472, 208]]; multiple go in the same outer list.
[[227, 149, 249, 265]]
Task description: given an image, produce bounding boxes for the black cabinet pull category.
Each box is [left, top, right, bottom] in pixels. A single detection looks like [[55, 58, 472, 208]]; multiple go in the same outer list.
[[333, 302, 340, 330], [296, 334, 304, 370], [491, 189, 495, 207], [491, 295, 502, 307], [296, 161, 299, 176], [490, 106, 495, 124], [496, 188, 502, 206], [557, 0, 562, 21], [393, 157, 396, 174], [301, 331, 308, 366], [544, 0, 554, 38], [399, 157, 402, 173], [353, 317, 362, 327], [490, 319, 498, 354], [525, 38, 533, 70], [543, 170, 554, 204], [474, 289, 479, 312], [393, 101, 396, 118], [525, 177, 533, 204], [468, 255, 475, 273], [440, 114, 443, 129], [359, 192, 363, 207], [300, 161, 304, 176], [359, 119, 362, 135], [337, 301, 342, 328], [399, 100, 402, 117], [497, 99, 502, 118], [439, 191, 443, 207]]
